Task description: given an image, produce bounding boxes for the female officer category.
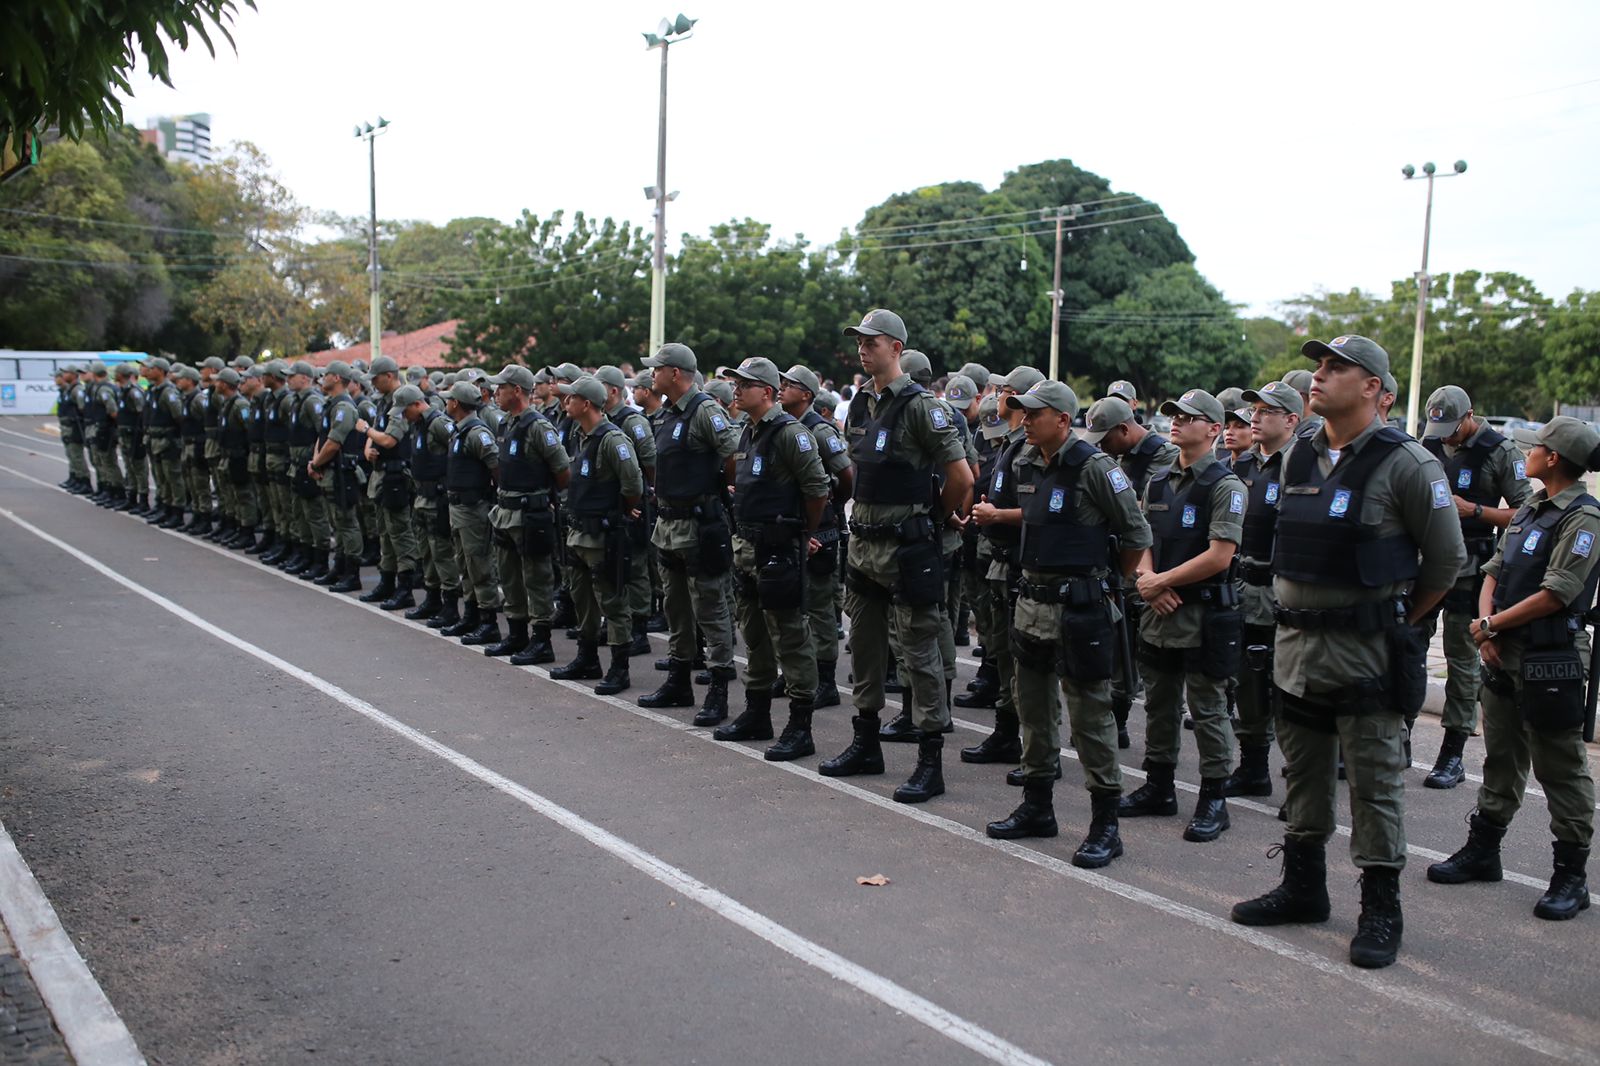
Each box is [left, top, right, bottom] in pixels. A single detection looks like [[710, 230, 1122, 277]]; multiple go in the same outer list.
[[1427, 416, 1600, 921]]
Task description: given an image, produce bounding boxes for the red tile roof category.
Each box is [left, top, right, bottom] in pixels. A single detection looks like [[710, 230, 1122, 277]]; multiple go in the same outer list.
[[299, 319, 469, 369]]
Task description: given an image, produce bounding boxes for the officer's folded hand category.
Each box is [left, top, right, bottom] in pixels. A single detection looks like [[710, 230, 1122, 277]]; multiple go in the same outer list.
[[808, 536, 821, 557], [971, 495, 998, 526], [1480, 638, 1503, 670], [1452, 495, 1477, 519], [1145, 587, 1182, 617]]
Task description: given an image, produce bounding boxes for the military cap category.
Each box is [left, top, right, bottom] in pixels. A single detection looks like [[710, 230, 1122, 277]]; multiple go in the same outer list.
[[113, 362, 135, 378], [429, 370, 445, 385], [643, 343, 697, 372], [780, 364, 821, 397], [1301, 334, 1391, 380], [446, 380, 482, 407], [543, 361, 583, 381], [230, 355, 254, 371], [957, 362, 991, 391], [290, 360, 316, 378], [899, 350, 935, 386], [87, 360, 107, 375], [1422, 385, 1473, 439], [632, 371, 656, 392], [979, 393, 1009, 440], [558, 375, 607, 406], [442, 373, 459, 388], [1006, 379, 1079, 418], [814, 390, 839, 413], [392, 384, 425, 408], [405, 365, 427, 382], [488, 364, 537, 390], [533, 367, 553, 385], [1216, 387, 1246, 412], [1082, 397, 1137, 445], [177, 365, 201, 382], [201, 356, 226, 371], [1241, 380, 1304, 416], [351, 359, 368, 372], [996, 366, 1045, 395], [1381, 370, 1398, 397], [1107, 380, 1138, 404], [60, 363, 81, 374], [458, 367, 487, 384], [216, 367, 241, 386], [369, 355, 400, 376], [706, 379, 736, 407], [1225, 406, 1252, 426], [1281, 368, 1315, 395], [323, 360, 355, 382], [145, 356, 171, 372], [594, 365, 629, 390], [1513, 416, 1600, 470], [843, 308, 908, 344], [722, 356, 781, 392], [944, 374, 978, 406], [265, 359, 290, 378], [1160, 388, 1225, 424]]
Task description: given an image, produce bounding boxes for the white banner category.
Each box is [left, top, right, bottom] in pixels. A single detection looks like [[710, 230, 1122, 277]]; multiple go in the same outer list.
[[0, 380, 63, 416]]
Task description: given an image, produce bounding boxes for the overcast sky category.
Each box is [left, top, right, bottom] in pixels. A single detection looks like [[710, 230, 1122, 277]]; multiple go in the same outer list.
[[118, 0, 1600, 322]]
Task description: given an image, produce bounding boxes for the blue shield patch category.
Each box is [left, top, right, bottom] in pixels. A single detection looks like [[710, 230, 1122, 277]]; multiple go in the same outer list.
[[751, 455, 763, 476], [827, 436, 844, 454], [1049, 488, 1065, 513], [1329, 488, 1352, 517], [710, 414, 727, 431], [545, 430, 558, 446], [875, 429, 888, 452], [1229, 490, 1244, 515], [451, 439, 460, 454], [617, 442, 631, 461], [992, 470, 1005, 493], [796, 433, 812, 452], [1265, 482, 1280, 505], [1457, 467, 1473, 489], [1575, 531, 1594, 558], [508, 440, 519, 456], [1514, 460, 1526, 480], [632, 423, 646, 440], [1107, 468, 1131, 494], [581, 458, 591, 477], [1181, 504, 1197, 528], [672, 423, 684, 441], [1523, 529, 1543, 554], [1430, 479, 1452, 509]]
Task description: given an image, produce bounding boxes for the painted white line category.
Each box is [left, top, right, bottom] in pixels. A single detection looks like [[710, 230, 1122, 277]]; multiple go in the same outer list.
[[0, 505, 1052, 1066], [0, 439, 67, 464], [4, 483, 1597, 1065], [0, 424, 64, 445], [0, 821, 146, 1066]]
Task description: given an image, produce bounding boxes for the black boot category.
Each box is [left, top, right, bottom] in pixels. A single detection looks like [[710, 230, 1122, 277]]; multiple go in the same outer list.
[[813, 659, 841, 709], [1350, 867, 1403, 969], [159, 505, 187, 529], [1183, 778, 1231, 842], [359, 569, 396, 603], [954, 662, 1000, 708], [259, 534, 287, 564], [147, 502, 171, 525], [986, 779, 1057, 838], [300, 552, 331, 583], [114, 489, 136, 512], [484, 617, 530, 658], [1231, 840, 1333, 926], [329, 555, 363, 593], [551, 589, 577, 629], [1112, 695, 1132, 750], [595, 645, 631, 695], [207, 516, 232, 542], [819, 716, 885, 777], [439, 598, 480, 637], [1223, 743, 1273, 798], [460, 609, 500, 646], [639, 660, 696, 708], [1534, 842, 1590, 921], [359, 536, 381, 566], [765, 701, 815, 761], [246, 527, 274, 556], [960, 708, 1022, 764], [954, 604, 970, 646], [714, 691, 774, 742], [380, 570, 416, 612], [693, 666, 734, 726], [626, 616, 652, 657], [1119, 762, 1179, 817], [227, 523, 255, 549], [1426, 811, 1506, 884], [512, 624, 556, 666], [893, 735, 945, 804], [405, 585, 442, 622], [426, 591, 461, 630], [550, 640, 603, 680], [883, 660, 904, 694], [278, 540, 307, 571], [316, 552, 348, 586], [1073, 791, 1125, 869], [770, 675, 788, 699], [1007, 759, 1060, 785], [1424, 728, 1469, 789]]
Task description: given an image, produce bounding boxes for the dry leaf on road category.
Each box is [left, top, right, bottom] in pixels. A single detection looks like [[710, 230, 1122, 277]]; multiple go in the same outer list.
[[855, 874, 890, 887]]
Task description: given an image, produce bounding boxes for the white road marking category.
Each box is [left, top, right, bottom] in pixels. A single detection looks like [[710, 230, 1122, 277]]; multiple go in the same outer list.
[[0, 504, 1053, 1066], [0, 424, 66, 448], [0, 821, 146, 1066], [0, 439, 67, 463]]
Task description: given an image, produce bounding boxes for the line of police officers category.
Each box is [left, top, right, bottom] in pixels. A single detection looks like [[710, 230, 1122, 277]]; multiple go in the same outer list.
[[55, 316, 1595, 971]]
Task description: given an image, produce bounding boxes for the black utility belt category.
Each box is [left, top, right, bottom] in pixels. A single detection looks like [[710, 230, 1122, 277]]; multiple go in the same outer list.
[[1274, 599, 1404, 631], [848, 514, 935, 543], [1240, 560, 1273, 587], [564, 513, 616, 534], [144, 427, 175, 436], [737, 521, 804, 543], [1464, 535, 1498, 558], [1176, 582, 1240, 607], [658, 499, 717, 521], [447, 489, 489, 505], [496, 491, 550, 509], [1019, 575, 1101, 606]]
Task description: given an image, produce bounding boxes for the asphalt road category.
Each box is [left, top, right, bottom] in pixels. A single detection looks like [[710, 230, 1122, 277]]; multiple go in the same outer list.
[[0, 416, 1596, 1066]]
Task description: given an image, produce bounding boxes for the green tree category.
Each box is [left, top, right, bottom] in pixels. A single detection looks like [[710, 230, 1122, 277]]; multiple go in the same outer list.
[[1539, 290, 1600, 413]]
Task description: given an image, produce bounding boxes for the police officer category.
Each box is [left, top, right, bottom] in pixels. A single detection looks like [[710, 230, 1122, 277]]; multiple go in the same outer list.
[[1231, 335, 1465, 971], [633, 371, 664, 423], [637, 343, 743, 725], [780, 363, 854, 708], [544, 361, 586, 632], [634, 370, 669, 630], [1118, 389, 1246, 843], [713, 357, 830, 757], [1222, 380, 1302, 798], [307, 362, 366, 592], [824, 309, 974, 804], [112, 362, 149, 513], [56, 365, 93, 493], [214, 368, 257, 548], [1417, 385, 1531, 788], [483, 364, 570, 662], [427, 370, 448, 410], [1428, 417, 1600, 922], [240, 367, 274, 553], [549, 376, 645, 694], [176, 365, 213, 536], [1281, 368, 1321, 440], [355, 356, 423, 609], [1220, 401, 1253, 467], [1107, 380, 1140, 421], [979, 380, 1152, 867], [197, 356, 226, 528], [84, 361, 124, 506], [597, 364, 658, 656], [945, 372, 984, 646], [257, 361, 294, 563], [140, 358, 187, 527], [348, 372, 382, 566], [395, 384, 463, 631], [439, 380, 504, 645], [284, 361, 331, 579]]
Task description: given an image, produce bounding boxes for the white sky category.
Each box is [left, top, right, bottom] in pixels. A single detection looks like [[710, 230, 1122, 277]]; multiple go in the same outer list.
[[119, 0, 1600, 319]]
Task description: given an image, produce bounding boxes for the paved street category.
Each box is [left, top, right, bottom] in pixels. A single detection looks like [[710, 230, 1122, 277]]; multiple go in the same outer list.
[[0, 415, 1596, 1066]]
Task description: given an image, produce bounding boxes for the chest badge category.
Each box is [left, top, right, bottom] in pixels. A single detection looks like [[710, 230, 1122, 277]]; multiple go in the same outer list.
[[1522, 529, 1543, 554], [1181, 504, 1197, 528], [875, 429, 889, 452], [1049, 487, 1065, 513], [751, 455, 763, 476], [1265, 482, 1280, 505], [672, 423, 684, 441], [508, 441, 519, 456], [1457, 467, 1473, 489], [581, 458, 591, 477], [993, 471, 1005, 492], [1329, 488, 1352, 517]]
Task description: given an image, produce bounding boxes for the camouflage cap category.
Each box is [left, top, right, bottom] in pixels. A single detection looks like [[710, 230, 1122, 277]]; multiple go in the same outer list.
[[446, 380, 482, 407], [780, 364, 821, 397], [944, 374, 978, 406], [1160, 388, 1226, 424], [392, 384, 425, 408], [557, 375, 607, 406], [843, 308, 908, 344]]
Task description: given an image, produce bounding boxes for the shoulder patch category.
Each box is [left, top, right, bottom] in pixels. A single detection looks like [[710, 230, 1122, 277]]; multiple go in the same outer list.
[[827, 435, 845, 453], [1107, 468, 1131, 494], [1229, 490, 1244, 515], [1430, 479, 1452, 509], [711, 413, 727, 431], [796, 432, 812, 452], [616, 441, 631, 461], [478, 429, 493, 447], [632, 423, 647, 439], [1575, 530, 1595, 559], [545, 429, 558, 446], [930, 406, 949, 429], [1513, 459, 1526, 481]]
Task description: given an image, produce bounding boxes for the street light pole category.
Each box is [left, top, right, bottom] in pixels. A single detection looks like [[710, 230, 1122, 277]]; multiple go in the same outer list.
[[355, 117, 391, 359], [1042, 204, 1080, 381], [1400, 159, 1466, 437], [643, 15, 696, 355]]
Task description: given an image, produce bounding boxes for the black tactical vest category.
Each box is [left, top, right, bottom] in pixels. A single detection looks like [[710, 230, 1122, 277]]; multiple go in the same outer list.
[[568, 422, 622, 517], [1120, 431, 1170, 495], [981, 435, 1027, 556], [144, 382, 176, 431], [263, 389, 290, 446], [1017, 439, 1109, 572], [117, 385, 143, 439], [497, 409, 553, 494], [290, 391, 323, 448], [799, 408, 840, 528], [1147, 461, 1232, 577], [1273, 427, 1421, 588], [1422, 428, 1509, 545], [220, 395, 250, 456], [410, 409, 448, 484], [1234, 448, 1285, 562], [248, 392, 269, 450], [367, 395, 410, 467], [1492, 495, 1600, 626], [180, 389, 206, 441], [848, 382, 934, 507], [82, 383, 107, 426], [446, 415, 494, 492], [320, 395, 365, 460], [734, 413, 802, 525], [654, 392, 723, 500]]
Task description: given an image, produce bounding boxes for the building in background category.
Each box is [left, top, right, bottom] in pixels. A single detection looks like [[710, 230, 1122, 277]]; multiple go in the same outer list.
[[140, 114, 212, 166]]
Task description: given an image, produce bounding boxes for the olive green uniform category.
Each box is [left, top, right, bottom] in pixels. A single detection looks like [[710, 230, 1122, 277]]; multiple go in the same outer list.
[[802, 409, 852, 670], [200, 382, 223, 518], [90, 379, 124, 492], [354, 392, 380, 548], [449, 416, 502, 611], [218, 391, 257, 528], [566, 423, 644, 646], [369, 395, 421, 575], [290, 387, 331, 553], [982, 425, 1030, 725], [319, 394, 364, 558], [845, 374, 966, 733], [1274, 419, 1466, 869], [58, 381, 91, 482], [1112, 433, 1180, 713], [410, 411, 460, 595], [144, 381, 185, 510], [607, 399, 658, 626], [492, 411, 569, 627], [731, 407, 831, 702], [1232, 444, 1287, 750], [263, 384, 293, 543], [115, 381, 148, 501], [1012, 444, 1153, 789], [183, 387, 214, 520]]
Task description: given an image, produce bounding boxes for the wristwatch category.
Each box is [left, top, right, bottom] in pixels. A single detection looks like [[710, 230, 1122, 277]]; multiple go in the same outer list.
[[1477, 615, 1495, 638], [1473, 503, 1483, 519]]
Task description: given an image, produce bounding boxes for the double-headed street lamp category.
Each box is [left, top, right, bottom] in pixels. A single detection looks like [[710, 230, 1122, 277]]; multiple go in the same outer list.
[[1400, 158, 1467, 437], [642, 14, 696, 354], [355, 117, 391, 359]]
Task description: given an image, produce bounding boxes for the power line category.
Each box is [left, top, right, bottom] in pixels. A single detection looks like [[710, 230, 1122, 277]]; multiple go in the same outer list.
[[849, 193, 1146, 236]]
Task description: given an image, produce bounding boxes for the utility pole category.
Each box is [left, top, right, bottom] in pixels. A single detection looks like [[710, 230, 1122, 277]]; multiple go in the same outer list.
[[643, 15, 696, 354], [1042, 204, 1080, 381], [1400, 159, 1466, 436], [355, 117, 391, 359]]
